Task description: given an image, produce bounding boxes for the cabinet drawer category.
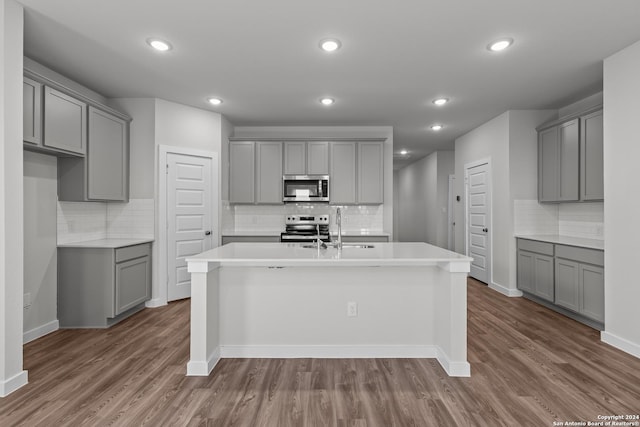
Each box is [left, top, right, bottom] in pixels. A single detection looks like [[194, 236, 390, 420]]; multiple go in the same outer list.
[[115, 243, 151, 263], [517, 239, 554, 256], [556, 245, 603, 267]]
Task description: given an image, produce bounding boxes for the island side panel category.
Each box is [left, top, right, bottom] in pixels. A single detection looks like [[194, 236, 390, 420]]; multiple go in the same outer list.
[[434, 267, 470, 377], [218, 266, 438, 357], [187, 261, 220, 376]]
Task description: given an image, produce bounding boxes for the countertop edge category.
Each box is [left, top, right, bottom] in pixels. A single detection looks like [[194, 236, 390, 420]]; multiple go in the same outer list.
[[57, 238, 155, 249], [515, 235, 604, 251]]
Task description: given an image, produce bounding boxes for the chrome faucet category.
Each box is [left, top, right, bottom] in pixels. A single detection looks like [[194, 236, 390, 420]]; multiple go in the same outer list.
[[335, 207, 343, 250], [316, 223, 327, 250]]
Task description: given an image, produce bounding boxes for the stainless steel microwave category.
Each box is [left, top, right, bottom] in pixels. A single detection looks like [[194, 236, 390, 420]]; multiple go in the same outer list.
[[283, 175, 329, 202]]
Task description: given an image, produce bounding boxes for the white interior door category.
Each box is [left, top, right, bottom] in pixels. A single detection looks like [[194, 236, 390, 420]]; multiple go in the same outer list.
[[466, 162, 491, 284], [167, 153, 214, 301]]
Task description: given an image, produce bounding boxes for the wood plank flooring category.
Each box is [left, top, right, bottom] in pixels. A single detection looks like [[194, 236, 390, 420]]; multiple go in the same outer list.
[[2, 278, 639, 426]]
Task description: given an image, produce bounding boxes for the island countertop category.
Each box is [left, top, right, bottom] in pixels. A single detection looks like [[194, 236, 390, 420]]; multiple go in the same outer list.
[[187, 242, 472, 270]]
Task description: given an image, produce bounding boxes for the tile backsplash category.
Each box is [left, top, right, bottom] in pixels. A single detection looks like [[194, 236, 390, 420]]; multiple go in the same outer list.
[[514, 199, 604, 240], [224, 204, 384, 234], [57, 198, 155, 244]]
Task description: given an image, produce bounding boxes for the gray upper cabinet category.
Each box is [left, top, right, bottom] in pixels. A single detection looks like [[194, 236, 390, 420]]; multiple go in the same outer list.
[[58, 107, 130, 202], [229, 140, 283, 204], [43, 86, 87, 155], [538, 107, 603, 203], [87, 107, 129, 201], [307, 141, 329, 175], [357, 142, 384, 204], [256, 141, 283, 204], [580, 109, 604, 201], [229, 141, 256, 203], [283, 141, 329, 175], [283, 141, 306, 175], [23, 76, 42, 146], [330, 141, 357, 204]]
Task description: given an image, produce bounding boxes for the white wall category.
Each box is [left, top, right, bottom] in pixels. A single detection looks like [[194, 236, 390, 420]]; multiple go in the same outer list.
[[0, 0, 27, 397], [23, 152, 58, 343], [602, 39, 640, 358], [455, 110, 555, 296], [233, 126, 394, 238], [396, 151, 454, 248]]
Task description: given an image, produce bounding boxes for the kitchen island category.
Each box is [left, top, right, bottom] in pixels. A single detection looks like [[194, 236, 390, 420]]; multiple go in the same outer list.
[[186, 242, 473, 377]]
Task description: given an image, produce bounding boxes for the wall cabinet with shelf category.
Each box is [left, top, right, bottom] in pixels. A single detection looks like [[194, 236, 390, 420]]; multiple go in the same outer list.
[[537, 107, 603, 203]]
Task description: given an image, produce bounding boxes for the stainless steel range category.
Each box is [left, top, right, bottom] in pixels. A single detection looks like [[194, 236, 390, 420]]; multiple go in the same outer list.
[[280, 214, 331, 243]]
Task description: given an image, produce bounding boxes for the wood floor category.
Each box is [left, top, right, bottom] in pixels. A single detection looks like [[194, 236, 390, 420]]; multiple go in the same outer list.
[[2, 278, 639, 426]]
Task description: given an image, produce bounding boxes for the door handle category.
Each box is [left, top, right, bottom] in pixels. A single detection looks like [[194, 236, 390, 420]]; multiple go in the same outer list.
[[205, 231, 211, 236], [482, 228, 488, 233]]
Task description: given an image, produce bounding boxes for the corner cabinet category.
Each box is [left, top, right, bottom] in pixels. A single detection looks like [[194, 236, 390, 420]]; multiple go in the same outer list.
[[517, 237, 604, 329], [58, 106, 130, 202], [538, 106, 603, 203], [58, 242, 152, 328], [229, 141, 283, 204]]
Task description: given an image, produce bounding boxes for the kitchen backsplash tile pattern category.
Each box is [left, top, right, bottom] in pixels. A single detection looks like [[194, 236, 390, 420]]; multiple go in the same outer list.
[[225, 204, 384, 234], [57, 199, 155, 244], [513, 199, 604, 240]]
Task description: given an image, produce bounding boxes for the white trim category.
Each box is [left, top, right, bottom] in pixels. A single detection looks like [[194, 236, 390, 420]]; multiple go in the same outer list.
[[489, 281, 524, 297], [218, 345, 470, 377], [145, 298, 168, 308], [158, 145, 219, 305], [23, 320, 59, 344], [0, 370, 28, 397], [601, 331, 640, 359], [464, 158, 492, 284], [187, 346, 221, 376], [447, 174, 455, 251]]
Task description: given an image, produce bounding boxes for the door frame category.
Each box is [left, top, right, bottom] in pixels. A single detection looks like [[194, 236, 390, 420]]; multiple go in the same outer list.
[[447, 174, 455, 251], [156, 145, 219, 306], [464, 158, 492, 285]]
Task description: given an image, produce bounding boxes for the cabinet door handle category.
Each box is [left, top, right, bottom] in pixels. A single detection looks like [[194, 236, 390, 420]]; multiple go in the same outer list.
[[205, 231, 211, 236], [482, 228, 488, 233]]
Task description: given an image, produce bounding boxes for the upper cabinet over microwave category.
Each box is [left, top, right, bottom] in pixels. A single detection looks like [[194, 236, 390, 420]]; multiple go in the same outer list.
[[283, 175, 329, 203]]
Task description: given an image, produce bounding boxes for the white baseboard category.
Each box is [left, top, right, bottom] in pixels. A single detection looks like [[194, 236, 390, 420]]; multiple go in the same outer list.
[[220, 344, 439, 359], [436, 346, 471, 377], [145, 298, 168, 308], [601, 331, 640, 359], [489, 281, 523, 297], [187, 347, 221, 376], [0, 370, 28, 397], [23, 320, 59, 344]]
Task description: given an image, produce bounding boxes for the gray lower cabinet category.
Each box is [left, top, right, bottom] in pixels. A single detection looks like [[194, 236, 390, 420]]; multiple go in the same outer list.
[[341, 235, 389, 243], [222, 235, 281, 245], [58, 243, 151, 328], [516, 240, 554, 302], [554, 245, 604, 323], [58, 106, 130, 201], [517, 238, 604, 328]]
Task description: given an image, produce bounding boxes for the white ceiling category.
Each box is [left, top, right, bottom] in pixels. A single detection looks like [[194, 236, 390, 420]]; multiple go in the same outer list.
[[18, 0, 640, 169]]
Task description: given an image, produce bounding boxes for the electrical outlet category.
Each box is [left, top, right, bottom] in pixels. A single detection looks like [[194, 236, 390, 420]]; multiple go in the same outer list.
[[347, 301, 358, 317], [23, 293, 31, 309]]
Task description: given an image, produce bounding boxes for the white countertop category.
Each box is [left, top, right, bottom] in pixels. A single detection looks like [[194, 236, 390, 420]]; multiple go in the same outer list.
[[57, 238, 154, 249], [187, 242, 472, 270], [515, 235, 604, 250], [222, 230, 390, 236], [329, 231, 390, 236]]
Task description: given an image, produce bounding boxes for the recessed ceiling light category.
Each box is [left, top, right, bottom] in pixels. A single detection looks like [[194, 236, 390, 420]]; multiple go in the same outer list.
[[400, 150, 408, 155], [207, 97, 223, 106], [431, 124, 443, 131], [147, 38, 172, 52], [487, 38, 514, 52], [320, 97, 335, 106], [319, 38, 341, 52], [433, 98, 449, 106]]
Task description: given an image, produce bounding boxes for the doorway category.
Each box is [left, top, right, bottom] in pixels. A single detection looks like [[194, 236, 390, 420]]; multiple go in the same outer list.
[[159, 146, 219, 303], [465, 160, 491, 284]]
